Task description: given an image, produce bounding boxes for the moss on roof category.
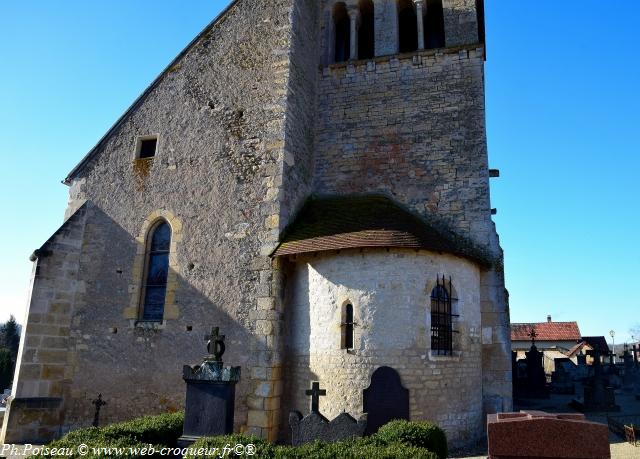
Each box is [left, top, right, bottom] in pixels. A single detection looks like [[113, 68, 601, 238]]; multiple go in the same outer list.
[[272, 195, 493, 267]]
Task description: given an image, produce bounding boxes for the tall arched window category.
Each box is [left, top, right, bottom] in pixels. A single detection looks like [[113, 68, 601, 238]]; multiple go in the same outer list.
[[430, 277, 456, 355], [397, 0, 418, 53], [358, 0, 375, 60], [424, 0, 445, 49], [341, 302, 355, 349], [141, 221, 171, 321], [334, 3, 350, 63]]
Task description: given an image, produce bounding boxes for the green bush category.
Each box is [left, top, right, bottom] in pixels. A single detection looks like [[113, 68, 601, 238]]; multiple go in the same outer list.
[[186, 434, 438, 459], [375, 420, 447, 459], [43, 411, 184, 458]]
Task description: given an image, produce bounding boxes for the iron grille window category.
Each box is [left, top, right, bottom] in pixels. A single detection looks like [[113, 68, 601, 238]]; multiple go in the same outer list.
[[341, 303, 354, 350], [141, 221, 171, 321], [430, 276, 458, 355]]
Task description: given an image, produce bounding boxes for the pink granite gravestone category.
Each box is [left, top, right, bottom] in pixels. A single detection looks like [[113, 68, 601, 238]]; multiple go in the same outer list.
[[487, 411, 610, 459]]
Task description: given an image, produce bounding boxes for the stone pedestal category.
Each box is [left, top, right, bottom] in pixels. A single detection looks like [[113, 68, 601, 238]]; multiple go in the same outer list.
[[178, 360, 241, 447]]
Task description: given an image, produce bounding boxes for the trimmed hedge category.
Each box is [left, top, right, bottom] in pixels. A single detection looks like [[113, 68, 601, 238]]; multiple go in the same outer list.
[[43, 412, 184, 458], [185, 435, 439, 459], [43, 412, 447, 459], [376, 420, 448, 459]]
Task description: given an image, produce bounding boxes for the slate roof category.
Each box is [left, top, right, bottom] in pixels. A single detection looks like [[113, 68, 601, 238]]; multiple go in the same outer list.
[[271, 195, 492, 266], [511, 321, 581, 342]]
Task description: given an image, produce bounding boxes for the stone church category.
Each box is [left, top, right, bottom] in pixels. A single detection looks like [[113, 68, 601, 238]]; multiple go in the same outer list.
[[2, 0, 511, 447]]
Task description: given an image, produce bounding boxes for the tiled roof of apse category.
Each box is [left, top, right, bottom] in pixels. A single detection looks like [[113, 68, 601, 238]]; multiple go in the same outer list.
[[271, 195, 491, 266]]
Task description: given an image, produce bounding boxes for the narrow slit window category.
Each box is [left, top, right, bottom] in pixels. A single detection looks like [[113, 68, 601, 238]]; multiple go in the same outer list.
[[341, 303, 355, 350], [138, 137, 158, 159], [141, 221, 171, 321], [397, 0, 418, 53], [334, 3, 351, 63]]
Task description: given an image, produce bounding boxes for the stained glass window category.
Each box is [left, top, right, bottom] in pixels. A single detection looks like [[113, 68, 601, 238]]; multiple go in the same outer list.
[[141, 221, 171, 321]]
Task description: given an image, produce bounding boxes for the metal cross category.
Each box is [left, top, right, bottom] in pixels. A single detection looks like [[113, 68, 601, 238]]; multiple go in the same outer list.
[[92, 394, 107, 427], [305, 381, 326, 414], [205, 327, 226, 362], [528, 328, 537, 346]]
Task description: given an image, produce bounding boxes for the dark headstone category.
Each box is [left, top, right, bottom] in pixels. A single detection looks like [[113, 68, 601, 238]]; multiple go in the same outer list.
[[363, 366, 409, 435], [289, 411, 367, 446], [551, 358, 575, 394], [178, 327, 241, 447], [571, 346, 619, 412], [520, 344, 549, 398]]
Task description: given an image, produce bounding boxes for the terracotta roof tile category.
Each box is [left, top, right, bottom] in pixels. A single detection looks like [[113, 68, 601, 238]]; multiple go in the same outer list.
[[271, 195, 492, 266], [511, 321, 581, 342]]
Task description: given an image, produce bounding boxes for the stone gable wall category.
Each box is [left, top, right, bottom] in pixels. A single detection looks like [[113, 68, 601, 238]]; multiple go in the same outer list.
[[5, 0, 299, 443]]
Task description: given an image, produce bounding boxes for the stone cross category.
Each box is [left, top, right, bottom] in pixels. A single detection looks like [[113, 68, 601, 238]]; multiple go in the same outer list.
[[205, 327, 226, 362], [92, 393, 107, 427], [528, 328, 537, 346], [305, 381, 326, 414]]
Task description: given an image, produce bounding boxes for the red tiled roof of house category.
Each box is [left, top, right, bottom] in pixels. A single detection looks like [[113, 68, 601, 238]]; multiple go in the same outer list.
[[511, 321, 581, 341]]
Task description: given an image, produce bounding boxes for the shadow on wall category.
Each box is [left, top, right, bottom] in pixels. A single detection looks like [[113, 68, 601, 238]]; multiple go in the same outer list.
[[280, 258, 320, 442], [41, 204, 263, 434]]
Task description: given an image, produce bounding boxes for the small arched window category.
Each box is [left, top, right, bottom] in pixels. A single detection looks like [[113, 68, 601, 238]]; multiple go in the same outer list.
[[424, 0, 445, 49], [358, 0, 375, 60], [140, 221, 171, 321], [341, 302, 355, 349], [334, 2, 351, 63], [430, 277, 456, 355], [397, 0, 418, 53]]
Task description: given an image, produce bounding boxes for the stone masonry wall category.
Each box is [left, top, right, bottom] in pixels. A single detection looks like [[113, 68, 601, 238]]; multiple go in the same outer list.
[[1, 205, 88, 443], [5, 0, 301, 443], [281, 248, 484, 445], [314, 46, 492, 248]]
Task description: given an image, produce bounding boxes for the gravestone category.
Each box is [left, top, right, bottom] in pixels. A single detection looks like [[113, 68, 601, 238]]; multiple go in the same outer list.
[[550, 358, 574, 394], [178, 327, 241, 447], [571, 346, 619, 412], [575, 354, 589, 381], [487, 411, 610, 459], [520, 330, 549, 398], [363, 366, 409, 435], [620, 346, 635, 391], [289, 381, 367, 446]]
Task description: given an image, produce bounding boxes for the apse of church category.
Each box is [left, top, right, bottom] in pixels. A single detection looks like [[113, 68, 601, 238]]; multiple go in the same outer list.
[[2, 0, 510, 447]]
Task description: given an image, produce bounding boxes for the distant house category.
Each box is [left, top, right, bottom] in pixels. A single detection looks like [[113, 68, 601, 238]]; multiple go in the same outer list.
[[511, 316, 582, 374], [566, 337, 610, 365]]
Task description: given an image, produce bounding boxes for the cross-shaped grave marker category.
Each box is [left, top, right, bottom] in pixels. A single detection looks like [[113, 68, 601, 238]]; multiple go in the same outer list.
[[92, 393, 107, 427], [205, 326, 226, 362], [305, 381, 326, 414]]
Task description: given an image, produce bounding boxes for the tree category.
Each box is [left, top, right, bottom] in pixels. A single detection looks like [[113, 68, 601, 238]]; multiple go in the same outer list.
[[0, 347, 12, 392], [0, 315, 21, 361]]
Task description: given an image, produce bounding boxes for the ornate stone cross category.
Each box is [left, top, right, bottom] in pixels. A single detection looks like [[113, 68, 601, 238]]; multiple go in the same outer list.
[[92, 393, 107, 427], [205, 327, 226, 362], [305, 381, 326, 414], [528, 328, 537, 346]]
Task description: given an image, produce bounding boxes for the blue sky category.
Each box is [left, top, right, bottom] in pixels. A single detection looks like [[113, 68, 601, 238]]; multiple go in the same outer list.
[[1, 1, 638, 344]]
